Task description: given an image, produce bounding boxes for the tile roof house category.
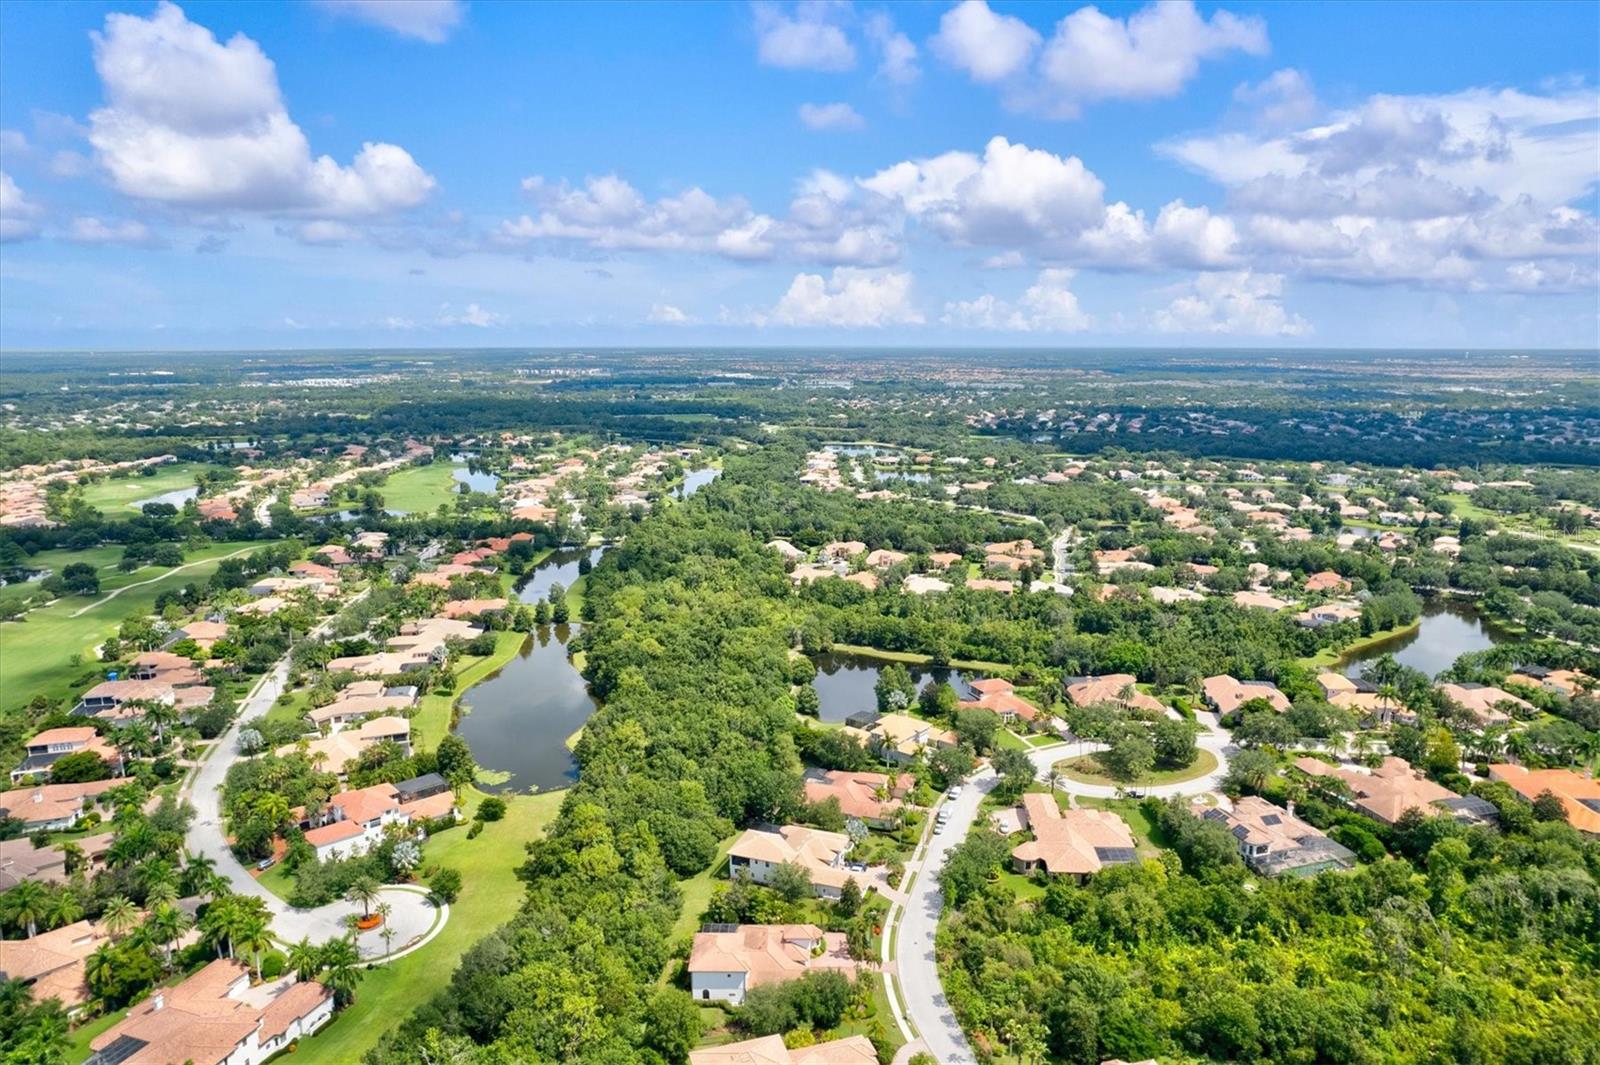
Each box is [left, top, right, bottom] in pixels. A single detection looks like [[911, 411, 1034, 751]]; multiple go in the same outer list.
[[1437, 683, 1528, 728], [275, 717, 411, 778], [801, 768, 915, 828], [1295, 756, 1499, 826], [689, 1034, 878, 1065], [686, 923, 858, 1006], [1063, 674, 1166, 715], [0, 837, 69, 890], [0, 918, 110, 1012], [300, 780, 459, 861], [85, 959, 332, 1065], [1488, 764, 1600, 836], [1202, 675, 1292, 715], [1008, 793, 1136, 879], [0, 778, 131, 832], [727, 825, 857, 899], [1304, 570, 1352, 593], [11, 727, 119, 782], [840, 712, 957, 764], [959, 677, 1044, 726], [1199, 796, 1355, 876]]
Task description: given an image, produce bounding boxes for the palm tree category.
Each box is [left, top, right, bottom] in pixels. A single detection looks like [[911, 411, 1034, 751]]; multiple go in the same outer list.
[[288, 936, 321, 982], [375, 902, 395, 957], [181, 854, 218, 898], [144, 880, 179, 911], [146, 904, 191, 970], [3, 880, 51, 937], [199, 896, 241, 959], [318, 936, 362, 1008], [102, 896, 139, 940], [345, 876, 381, 919], [144, 701, 177, 746], [45, 889, 83, 931], [84, 943, 119, 1001], [238, 914, 272, 981]]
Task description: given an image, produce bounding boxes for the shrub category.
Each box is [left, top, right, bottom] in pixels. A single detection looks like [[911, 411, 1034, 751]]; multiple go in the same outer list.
[[260, 950, 286, 979], [466, 821, 483, 840], [430, 867, 463, 904], [477, 796, 507, 822]]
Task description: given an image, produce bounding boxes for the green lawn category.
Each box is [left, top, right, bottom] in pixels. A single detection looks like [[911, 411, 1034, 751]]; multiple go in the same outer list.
[[76, 463, 219, 512], [379, 463, 462, 514], [410, 630, 528, 750], [290, 788, 566, 1063], [256, 858, 296, 902], [668, 837, 737, 945], [565, 574, 589, 619], [993, 729, 1028, 751], [0, 541, 275, 712], [1053, 748, 1219, 788], [1300, 618, 1422, 669]]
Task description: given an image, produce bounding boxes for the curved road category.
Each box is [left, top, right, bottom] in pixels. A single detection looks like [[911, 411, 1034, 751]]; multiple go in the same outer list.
[[182, 592, 439, 959], [890, 713, 1236, 1062]]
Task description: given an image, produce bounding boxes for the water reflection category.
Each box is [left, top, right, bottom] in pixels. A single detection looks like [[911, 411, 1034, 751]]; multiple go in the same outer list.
[[1338, 601, 1511, 679], [810, 651, 975, 724]]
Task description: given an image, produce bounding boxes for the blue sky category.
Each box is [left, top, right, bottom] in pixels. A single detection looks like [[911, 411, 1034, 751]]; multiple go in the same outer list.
[[1, 0, 1596, 349]]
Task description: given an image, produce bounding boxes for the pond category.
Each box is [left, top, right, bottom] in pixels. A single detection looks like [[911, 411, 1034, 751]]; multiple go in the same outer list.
[[452, 624, 596, 793], [513, 546, 602, 601], [873, 470, 931, 484], [1338, 601, 1512, 679], [824, 443, 900, 458], [673, 467, 720, 499], [810, 651, 978, 724], [130, 486, 198, 510], [449, 452, 501, 494]]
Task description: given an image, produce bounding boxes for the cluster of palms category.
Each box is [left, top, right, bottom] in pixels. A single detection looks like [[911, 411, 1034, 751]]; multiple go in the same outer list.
[[285, 934, 362, 1006]]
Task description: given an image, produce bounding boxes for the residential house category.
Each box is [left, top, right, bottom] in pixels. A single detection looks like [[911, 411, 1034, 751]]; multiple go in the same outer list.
[[865, 548, 908, 571], [801, 768, 914, 829], [1506, 666, 1590, 698], [727, 825, 857, 899], [959, 677, 1043, 727], [840, 712, 957, 764], [178, 620, 230, 650], [85, 959, 332, 1065], [440, 597, 508, 619], [1232, 590, 1294, 611], [1202, 675, 1291, 715], [304, 686, 416, 732], [766, 540, 807, 563], [12, 727, 118, 782], [0, 918, 111, 1012], [686, 923, 858, 1005], [902, 574, 951, 595], [1437, 682, 1529, 728], [1063, 674, 1166, 715], [1008, 793, 1136, 879], [1294, 757, 1499, 826], [301, 779, 457, 861], [0, 837, 68, 890], [689, 1035, 878, 1065], [0, 778, 131, 832], [1199, 796, 1355, 876], [1305, 570, 1352, 593], [1487, 764, 1600, 836], [276, 716, 411, 778]]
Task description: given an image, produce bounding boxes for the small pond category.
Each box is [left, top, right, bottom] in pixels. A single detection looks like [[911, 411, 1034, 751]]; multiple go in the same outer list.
[[673, 467, 721, 499], [130, 486, 198, 510], [449, 452, 501, 494], [513, 546, 602, 600], [874, 470, 931, 484], [453, 624, 596, 793], [810, 651, 978, 724], [1338, 601, 1512, 679]]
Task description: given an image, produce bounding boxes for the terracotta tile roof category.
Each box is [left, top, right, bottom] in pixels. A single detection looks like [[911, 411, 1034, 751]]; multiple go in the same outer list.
[[690, 1034, 878, 1065], [802, 769, 912, 822], [1489, 764, 1600, 835], [1065, 674, 1165, 714], [1010, 793, 1136, 877], [728, 825, 853, 889]]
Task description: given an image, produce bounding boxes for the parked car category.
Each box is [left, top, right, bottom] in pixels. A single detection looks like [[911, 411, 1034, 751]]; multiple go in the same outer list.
[[255, 857, 275, 871], [948, 785, 963, 799], [933, 820, 945, 834]]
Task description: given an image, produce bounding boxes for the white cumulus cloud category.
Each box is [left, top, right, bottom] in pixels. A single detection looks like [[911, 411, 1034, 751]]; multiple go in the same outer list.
[[316, 0, 464, 43], [769, 267, 922, 327], [0, 171, 43, 242], [799, 102, 865, 131], [864, 13, 919, 85], [931, 0, 1040, 83], [437, 302, 504, 328], [66, 216, 166, 247], [648, 302, 691, 324], [753, 2, 855, 71], [1153, 270, 1310, 336], [88, 3, 435, 216], [943, 268, 1090, 331]]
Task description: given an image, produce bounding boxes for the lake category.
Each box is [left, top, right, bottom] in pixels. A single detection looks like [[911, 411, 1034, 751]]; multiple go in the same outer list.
[[673, 467, 720, 499], [1338, 601, 1512, 679], [452, 624, 596, 793], [449, 452, 500, 494], [810, 651, 977, 724], [130, 486, 198, 510], [513, 546, 602, 600]]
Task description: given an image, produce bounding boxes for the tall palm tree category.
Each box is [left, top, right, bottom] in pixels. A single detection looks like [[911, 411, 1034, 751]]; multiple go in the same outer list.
[[3, 880, 50, 938], [144, 880, 179, 911], [146, 904, 191, 970], [199, 896, 240, 959], [288, 936, 321, 982], [181, 854, 218, 898], [345, 876, 381, 919], [102, 896, 139, 940], [238, 915, 272, 981], [318, 936, 362, 1008]]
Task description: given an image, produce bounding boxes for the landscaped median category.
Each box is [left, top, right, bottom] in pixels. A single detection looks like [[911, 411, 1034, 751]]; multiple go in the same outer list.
[[1052, 747, 1220, 788]]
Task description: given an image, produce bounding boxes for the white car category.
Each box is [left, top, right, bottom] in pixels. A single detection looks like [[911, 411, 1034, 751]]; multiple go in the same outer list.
[[936, 808, 951, 822], [948, 785, 963, 799], [933, 819, 945, 834]]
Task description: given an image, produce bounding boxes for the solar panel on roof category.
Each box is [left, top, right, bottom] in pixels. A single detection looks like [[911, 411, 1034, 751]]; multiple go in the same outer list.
[[86, 1036, 148, 1065], [700, 923, 740, 934], [1261, 814, 1282, 825], [1095, 847, 1137, 863]]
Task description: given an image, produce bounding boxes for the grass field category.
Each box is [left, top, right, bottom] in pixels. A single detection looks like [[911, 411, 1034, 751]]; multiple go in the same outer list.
[[1300, 618, 1421, 668], [1072, 795, 1168, 857], [379, 464, 462, 515], [291, 787, 566, 1063], [0, 541, 275, 711], [668, 837, 737, 945], [76, 463, 217, 512], [1054, 748, 1219, 788], [409, 630, 528, 750]]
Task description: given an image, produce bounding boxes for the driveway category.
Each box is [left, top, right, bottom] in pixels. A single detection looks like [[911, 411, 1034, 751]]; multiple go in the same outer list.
[[182, 592, 439, 959]]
